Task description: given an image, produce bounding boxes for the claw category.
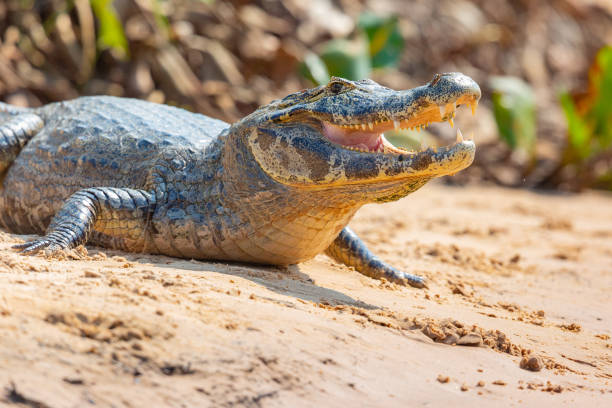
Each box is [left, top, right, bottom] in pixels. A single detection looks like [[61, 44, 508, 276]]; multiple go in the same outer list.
[[402, 272, 428, 289], [13, 239, 52, 254]]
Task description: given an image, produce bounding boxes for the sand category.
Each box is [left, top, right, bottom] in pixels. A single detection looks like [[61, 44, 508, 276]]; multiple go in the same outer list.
[[0, 182, 611, 407]]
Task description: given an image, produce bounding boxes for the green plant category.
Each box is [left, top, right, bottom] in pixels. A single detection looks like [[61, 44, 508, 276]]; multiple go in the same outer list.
[[489, 76, 537, 158], [300, 13, 404, 85], [90, 0, 129, 58], [358, 12, 404, 70], [560, 46, 612, 189]]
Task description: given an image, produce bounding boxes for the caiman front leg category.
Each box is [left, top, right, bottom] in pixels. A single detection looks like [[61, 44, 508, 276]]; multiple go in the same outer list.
[[325, 227, 427, 288], [0, 113, 44, 173], [14, 187, 156, 254]]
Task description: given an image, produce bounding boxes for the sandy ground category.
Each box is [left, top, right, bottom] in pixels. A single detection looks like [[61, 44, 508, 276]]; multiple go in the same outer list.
[[0, 182, 611, 407]]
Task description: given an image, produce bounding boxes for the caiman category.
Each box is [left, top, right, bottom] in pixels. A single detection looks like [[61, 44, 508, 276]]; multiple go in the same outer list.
[[0, 73, 480, 288]]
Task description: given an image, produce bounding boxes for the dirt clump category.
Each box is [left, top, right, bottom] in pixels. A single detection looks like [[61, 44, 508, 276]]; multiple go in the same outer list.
[[520, 356, 544, 372]]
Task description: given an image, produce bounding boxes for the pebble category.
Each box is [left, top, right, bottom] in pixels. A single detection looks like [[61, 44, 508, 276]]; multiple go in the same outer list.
[[457, 332, 483, 346], [437, 375, 450, 383], [520, 355, 543, 372], [442, 333, 459, 345]]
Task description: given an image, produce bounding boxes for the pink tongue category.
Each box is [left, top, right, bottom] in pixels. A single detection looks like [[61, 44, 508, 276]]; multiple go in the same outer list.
[[323, 123, 381, 150]]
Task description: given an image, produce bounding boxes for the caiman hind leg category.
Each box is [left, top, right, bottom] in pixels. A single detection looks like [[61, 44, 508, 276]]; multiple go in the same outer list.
[[0, 113, 44, 173], [325, 227, 427, 288], [14, 187, 156, 254]]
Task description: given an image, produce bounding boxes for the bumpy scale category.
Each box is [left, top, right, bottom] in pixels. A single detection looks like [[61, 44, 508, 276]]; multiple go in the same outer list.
[[0, 73, 481, 288]]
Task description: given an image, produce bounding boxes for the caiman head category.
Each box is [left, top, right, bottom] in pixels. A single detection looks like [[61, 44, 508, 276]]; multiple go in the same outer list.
[[227, 73, 481, 203]]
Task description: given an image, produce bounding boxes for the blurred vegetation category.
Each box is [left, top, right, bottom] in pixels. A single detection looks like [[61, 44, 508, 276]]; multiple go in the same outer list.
[[301, 12, 403, 84], [90, 0, 129, 57], [489, 76, 537, 159], [559, 46, 612, 189], [0, 0, 611, 191]]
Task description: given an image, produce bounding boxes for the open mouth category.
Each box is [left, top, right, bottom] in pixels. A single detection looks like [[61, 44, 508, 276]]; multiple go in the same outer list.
[[321, 95, 479, 154]]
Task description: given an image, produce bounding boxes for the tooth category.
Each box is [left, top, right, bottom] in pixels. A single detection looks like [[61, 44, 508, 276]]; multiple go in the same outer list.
[[361, 124, 366, 130], [416, 126, 421, 132], [456, 128, 463, 142], [471, 101, 478, 116], [368, 122, 373, 130], [394, 120, 400, 130], [448, 118, 454, 128]]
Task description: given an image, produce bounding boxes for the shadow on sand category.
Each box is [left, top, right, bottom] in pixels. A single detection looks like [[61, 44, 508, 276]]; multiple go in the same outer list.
[[96, 249, 379, 310]]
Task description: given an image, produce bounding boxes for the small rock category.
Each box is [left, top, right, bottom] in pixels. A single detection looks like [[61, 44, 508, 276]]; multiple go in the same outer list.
[[442, 333, 460, 345], [62, 377, 84, 385], [457, 332, 483, 346], [550, 385, 563, 393], [460, 384, 469, 391], [520, 355, 543, 372], [476, 380, 485, 387], [437, 375, 450, 383], [492, 380, 507, 386], [422, 324, 445, 342], [83, 270, 100, 278]]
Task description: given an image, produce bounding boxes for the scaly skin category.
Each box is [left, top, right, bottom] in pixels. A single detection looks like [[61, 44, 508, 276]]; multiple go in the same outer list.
[[0, 74, 480, 288]]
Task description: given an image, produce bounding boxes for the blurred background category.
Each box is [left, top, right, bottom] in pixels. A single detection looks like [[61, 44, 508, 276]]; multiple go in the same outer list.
[[0, 0, 610, 191]]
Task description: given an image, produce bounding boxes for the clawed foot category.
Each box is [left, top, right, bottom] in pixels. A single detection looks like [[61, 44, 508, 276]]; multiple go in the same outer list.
[[13, 237, 64, 255], [400, 272, 428, 289]]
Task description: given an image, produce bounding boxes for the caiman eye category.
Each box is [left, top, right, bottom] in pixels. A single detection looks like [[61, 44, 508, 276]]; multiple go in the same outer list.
[[329, 81, 346, 94]]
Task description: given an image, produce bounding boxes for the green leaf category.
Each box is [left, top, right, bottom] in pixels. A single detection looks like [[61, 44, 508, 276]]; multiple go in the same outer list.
[[357, 12, 404, 69], [299, 53, 330, 86], [489, 76, 537, 156], [320, 39, 371, 81], [590, 46, 612, 149], [90, 0, 129, 58], [560, 92, 591, 160]]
